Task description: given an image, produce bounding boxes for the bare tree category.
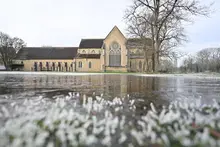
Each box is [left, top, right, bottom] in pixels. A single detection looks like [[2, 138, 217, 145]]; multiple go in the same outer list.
[[180, 48, 220, 73], [196, 48, 211, 71], [124, 0, 212, 72], [180, 55, 196, 72], [159, 58, 175, 73], [0, 32, 26, 70]]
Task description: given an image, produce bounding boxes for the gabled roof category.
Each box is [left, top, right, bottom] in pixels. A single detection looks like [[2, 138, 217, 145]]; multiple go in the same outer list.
[[15, 47, 78, 60], [79, 39, 104, 49], [105, 26, 126, 41]]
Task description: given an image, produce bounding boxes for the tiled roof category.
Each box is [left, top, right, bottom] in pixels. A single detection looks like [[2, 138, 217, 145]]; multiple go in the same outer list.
[[127, 38, 152, 49], [15, 47, 78, 60], [77, 54, 101, 59], [79, 39, 104, 49]]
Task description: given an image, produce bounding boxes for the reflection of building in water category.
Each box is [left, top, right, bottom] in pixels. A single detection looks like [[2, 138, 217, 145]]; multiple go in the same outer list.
[[14, 75, 173, 106], [22, 75, 161, 98], [13, 26, 153, 72]]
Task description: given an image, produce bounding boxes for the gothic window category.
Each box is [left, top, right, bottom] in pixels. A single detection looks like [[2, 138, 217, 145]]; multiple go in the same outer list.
[[136, 50, 140, 55], [78, 61, 82, 68], [139, 61, 142, 70], [134, 61, 137, 69], [109, 41, 121, 67], [89, 62, 92, 68]]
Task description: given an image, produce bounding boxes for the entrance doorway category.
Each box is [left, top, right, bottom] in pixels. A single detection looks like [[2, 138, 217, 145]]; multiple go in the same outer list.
[[34, 62, 38, 71]]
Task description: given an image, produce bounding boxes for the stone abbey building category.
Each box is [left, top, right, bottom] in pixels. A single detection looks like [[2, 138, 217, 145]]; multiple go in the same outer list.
[[14, 26, 152, 72]]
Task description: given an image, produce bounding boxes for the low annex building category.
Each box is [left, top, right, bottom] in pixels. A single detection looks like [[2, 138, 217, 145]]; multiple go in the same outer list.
[[14, 26, 152, 72]]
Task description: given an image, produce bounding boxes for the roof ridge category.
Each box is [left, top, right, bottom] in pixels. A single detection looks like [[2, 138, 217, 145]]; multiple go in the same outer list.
[[79, 39, 104, 49], [16, 47, 78, 60], [24, 46, 78, 48], [81, 38, 104, 40], [105, 26, 126, 40]]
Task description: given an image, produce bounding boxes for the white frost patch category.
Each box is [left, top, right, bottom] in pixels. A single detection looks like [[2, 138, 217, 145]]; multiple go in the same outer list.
[[0, 94, 220, 147]]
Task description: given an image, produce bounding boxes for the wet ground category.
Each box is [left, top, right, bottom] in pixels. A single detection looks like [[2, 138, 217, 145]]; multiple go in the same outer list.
[[0, 73, 220, 106]]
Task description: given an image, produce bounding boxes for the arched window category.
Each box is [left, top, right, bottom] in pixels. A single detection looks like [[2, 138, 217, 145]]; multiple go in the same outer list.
[[78, 61, 82, 68], [58, 62, 61, 67], [139, 61, 142, 70], [39, 62, 43, 71], [89, 62, 92, 68], [136, 50, 140, 55], [52, 62, 55, 71], [91, 50, 95, 54], [134, 61, 137, 70], [109, 41, 121, 67], [82, 50, 86, 54]]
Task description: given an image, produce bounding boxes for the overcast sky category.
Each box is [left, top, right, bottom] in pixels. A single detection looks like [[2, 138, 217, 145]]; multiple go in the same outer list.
[[0, 0, 219, 55]]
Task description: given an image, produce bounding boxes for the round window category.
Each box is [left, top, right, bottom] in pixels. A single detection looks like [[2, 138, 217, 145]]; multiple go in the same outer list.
[[112, 42, 119, 50]]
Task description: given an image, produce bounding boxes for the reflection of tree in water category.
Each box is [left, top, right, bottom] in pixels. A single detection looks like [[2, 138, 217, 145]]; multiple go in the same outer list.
[[127, 76, 169, 108], [128, 76, 159, 93], [0, 76, 25, 95]]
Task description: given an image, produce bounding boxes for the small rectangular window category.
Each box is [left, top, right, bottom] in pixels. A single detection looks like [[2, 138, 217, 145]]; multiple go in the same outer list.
[[89, 62, 92, 68]]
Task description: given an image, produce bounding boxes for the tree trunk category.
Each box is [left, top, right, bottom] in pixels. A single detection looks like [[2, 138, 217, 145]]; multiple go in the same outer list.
[[152, 52, 155, 72], [2, 59, 9, 71]]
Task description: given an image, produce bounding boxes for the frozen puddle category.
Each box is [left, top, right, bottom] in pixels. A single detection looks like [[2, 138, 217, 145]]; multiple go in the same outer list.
[[1, 73, 220, 146]]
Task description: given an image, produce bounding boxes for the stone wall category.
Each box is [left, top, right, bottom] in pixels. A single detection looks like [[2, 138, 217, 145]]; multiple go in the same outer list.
[[75, 58, 101, 72]]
